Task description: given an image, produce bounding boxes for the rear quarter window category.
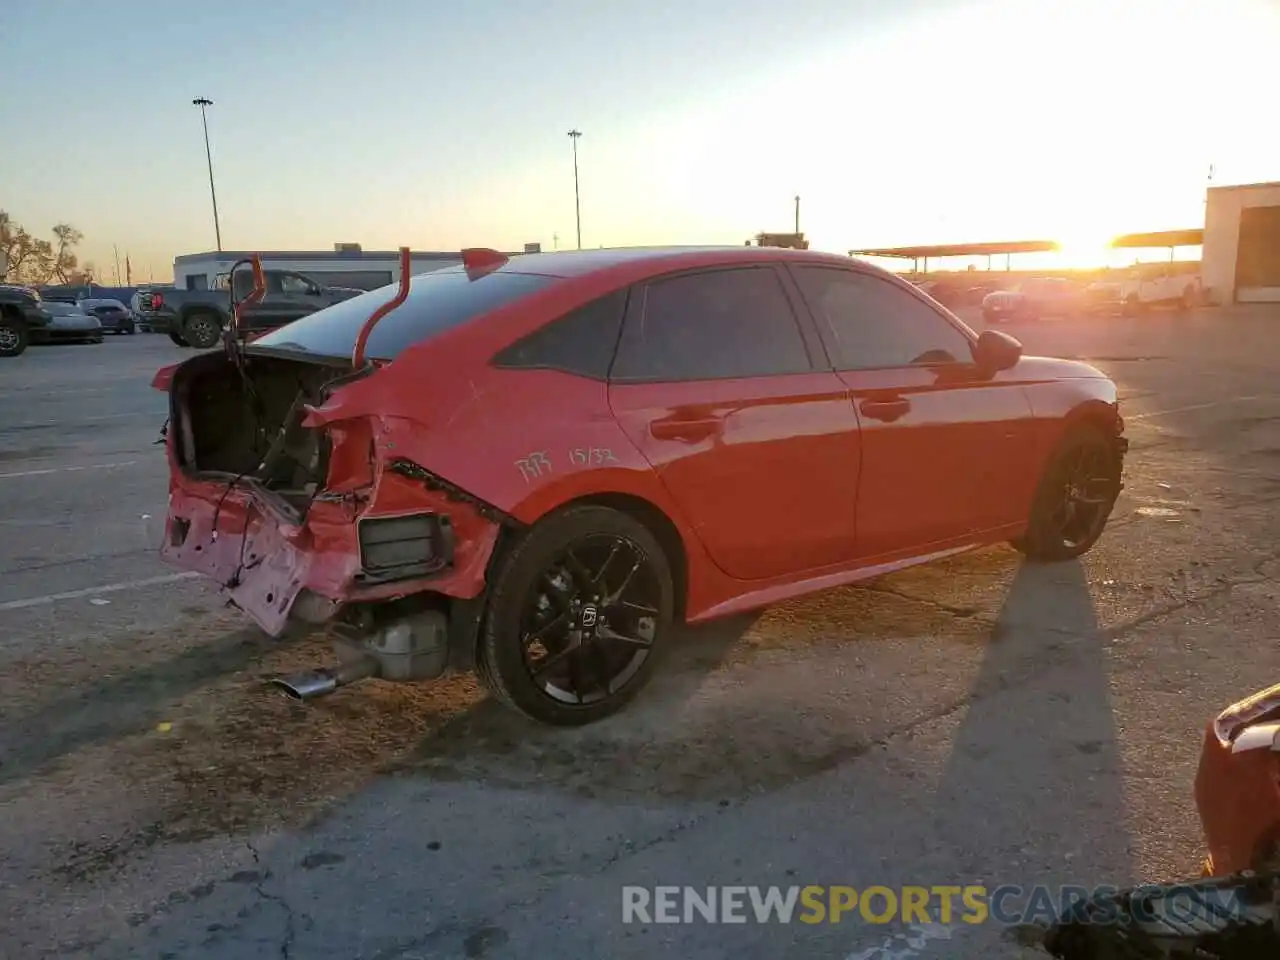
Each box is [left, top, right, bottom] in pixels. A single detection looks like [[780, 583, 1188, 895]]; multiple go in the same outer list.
[[491, 290, 627, 380], [249, 267, 557, 360]]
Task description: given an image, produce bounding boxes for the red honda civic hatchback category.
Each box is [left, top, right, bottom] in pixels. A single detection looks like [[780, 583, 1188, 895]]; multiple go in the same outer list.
[[154, 245, 1127, 725]]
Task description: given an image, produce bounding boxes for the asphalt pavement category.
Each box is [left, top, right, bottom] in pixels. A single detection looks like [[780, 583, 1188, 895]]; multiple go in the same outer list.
[[2, 308, 1280, 960]]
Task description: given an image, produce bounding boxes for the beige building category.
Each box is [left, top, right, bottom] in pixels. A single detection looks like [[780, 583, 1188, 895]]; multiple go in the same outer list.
[[1201, 181, 1280, 304]]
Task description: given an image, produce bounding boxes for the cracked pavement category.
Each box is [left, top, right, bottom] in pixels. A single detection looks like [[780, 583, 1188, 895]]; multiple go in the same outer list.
[[2, 306, 1280, 959]]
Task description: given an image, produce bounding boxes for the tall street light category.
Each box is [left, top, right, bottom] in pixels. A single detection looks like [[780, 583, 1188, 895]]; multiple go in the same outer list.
[[192, 97, 222, 251], [567, 129, 582, 249]]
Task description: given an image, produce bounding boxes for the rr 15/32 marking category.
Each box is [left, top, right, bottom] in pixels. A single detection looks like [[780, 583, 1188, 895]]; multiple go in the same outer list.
[[568, 447, 618, 467], [516, 452, 553, 483]]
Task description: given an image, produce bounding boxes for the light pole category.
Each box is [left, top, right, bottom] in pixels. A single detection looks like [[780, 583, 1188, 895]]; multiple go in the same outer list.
[[567, 129, 582, 249], [192, 97, 222, 251]]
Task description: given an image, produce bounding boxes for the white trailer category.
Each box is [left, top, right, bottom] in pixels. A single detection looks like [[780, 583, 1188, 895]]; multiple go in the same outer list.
[[171, 247, 495, 292]]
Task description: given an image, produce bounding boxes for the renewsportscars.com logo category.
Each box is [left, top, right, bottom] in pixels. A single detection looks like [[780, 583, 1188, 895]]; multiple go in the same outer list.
[[621, 884, 1250, 926]]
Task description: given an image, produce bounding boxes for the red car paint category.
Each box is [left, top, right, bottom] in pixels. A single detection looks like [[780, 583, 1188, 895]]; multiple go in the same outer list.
[[155, 245, 1122, 642], [1195, 683, 1280, 876]]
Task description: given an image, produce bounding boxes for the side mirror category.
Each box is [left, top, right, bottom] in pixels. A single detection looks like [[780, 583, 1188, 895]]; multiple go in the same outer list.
[[973, 329, 1022, 373]]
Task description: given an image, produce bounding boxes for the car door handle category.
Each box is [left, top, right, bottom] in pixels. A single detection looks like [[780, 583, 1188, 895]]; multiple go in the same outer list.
[[859, 398, 911, 423], [650, 417, 722, 442]]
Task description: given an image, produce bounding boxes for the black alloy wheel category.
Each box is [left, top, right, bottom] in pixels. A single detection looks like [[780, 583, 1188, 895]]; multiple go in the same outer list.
[[479, 505, 674, 725], [1015, 423, 1121, 562]]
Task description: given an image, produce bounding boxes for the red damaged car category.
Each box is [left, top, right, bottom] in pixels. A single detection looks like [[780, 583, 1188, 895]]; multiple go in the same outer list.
[[154, 245, 1127, 725], [1195, 683, 1280, 876]]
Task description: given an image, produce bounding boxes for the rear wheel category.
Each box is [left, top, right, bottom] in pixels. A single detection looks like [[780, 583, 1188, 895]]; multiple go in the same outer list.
[[0, 312, 29, 357], [478, 505, 674, 726], [1014, 423, 1122, 562], [168, 330, 191, 347], [183, 312, 222, 349]]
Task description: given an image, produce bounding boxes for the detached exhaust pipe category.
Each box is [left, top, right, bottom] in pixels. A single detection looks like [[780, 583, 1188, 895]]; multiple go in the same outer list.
[[269, 656, 378, 701]]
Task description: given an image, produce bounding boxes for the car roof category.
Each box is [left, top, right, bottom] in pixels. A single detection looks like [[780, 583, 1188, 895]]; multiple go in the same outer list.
[[495, 245, 866, 281]]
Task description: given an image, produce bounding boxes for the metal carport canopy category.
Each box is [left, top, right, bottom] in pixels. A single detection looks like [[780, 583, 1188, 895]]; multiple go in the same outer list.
[[1108, 229, 1204, 249], [848, 240, 1061, 259]]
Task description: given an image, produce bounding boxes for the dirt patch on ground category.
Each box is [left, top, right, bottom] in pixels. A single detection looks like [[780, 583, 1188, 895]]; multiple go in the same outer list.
[[2, 564, 1003, 882]]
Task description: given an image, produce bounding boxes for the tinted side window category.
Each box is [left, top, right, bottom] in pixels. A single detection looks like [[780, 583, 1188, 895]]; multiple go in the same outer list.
[[611, 267, 811, 382], [492, 290, 627, 380], [280, 274, 316, 294], [793, 268, 974, 370]]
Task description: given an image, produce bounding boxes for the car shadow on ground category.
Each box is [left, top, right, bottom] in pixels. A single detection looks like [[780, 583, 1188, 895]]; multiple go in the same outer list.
[[0, 625, 271, 787], [924, 557, 1134, 928]]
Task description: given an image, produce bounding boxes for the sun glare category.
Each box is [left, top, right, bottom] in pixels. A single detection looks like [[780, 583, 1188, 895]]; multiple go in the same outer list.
[[1053, 232, 1118, 270]]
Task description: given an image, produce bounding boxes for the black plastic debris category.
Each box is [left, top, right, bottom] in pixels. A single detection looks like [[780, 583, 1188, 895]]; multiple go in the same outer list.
[[1043, 871, 1280, 959]]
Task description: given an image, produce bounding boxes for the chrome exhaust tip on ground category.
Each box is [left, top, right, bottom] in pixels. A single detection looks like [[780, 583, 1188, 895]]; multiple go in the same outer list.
[[268, 658, 378, 701]]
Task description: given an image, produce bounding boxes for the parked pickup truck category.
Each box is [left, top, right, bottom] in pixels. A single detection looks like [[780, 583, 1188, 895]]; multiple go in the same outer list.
[[0, 284, 54, 357], [137, 270, 364, 348]]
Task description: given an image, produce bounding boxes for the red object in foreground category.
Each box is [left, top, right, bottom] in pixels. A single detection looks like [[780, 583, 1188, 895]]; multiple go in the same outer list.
[[1195, 683, 1280, 876], [154, 244, 1128, 725]]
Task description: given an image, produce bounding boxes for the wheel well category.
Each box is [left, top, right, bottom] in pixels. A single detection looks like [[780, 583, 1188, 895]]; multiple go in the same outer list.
[[566, 492, 691, 622], [0, 304, 20, 319]]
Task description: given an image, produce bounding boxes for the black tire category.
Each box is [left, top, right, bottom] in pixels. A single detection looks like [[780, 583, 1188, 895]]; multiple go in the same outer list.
[[183, 313, 222, 349], [1014, 422, 1122, 563], [477, 504, 674, 726], [123, 322, 136, 335], [0, 312, 29, 357], [182, 312, 223, 349], [168, 330, 191, 347]]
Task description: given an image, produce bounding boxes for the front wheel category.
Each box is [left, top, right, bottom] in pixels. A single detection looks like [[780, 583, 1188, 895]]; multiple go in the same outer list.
[[477, 505, 675, 725], [1014, 423, 1122, 562], [168, 330, 191, 347], [0, 315, 29, 357]]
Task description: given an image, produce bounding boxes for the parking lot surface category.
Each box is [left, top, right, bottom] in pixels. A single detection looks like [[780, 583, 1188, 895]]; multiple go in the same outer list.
[[3, 308, 1280, 959]]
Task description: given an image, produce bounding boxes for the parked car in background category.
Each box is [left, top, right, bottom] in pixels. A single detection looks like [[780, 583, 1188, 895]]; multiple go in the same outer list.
[[79, 298, 137, 334], [137, 270, 363, 348], [0, 284, 53, 357], [1116, 267, 1202, 314], [154, 244, 1127, 726], [37, 301, 103, 344], [982, 277, 1082, 323]]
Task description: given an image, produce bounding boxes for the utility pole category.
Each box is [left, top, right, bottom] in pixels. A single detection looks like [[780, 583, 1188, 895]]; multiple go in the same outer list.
[[794, 195, 800, 234], [568, 129, 582, 249], [192, 97, 222, 251]]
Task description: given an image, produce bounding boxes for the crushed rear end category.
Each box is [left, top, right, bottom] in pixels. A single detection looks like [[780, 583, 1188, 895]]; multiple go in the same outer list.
[[154, 341, 502, 697]]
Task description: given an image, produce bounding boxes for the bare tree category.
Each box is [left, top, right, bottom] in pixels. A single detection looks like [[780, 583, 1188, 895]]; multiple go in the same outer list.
[[0, 211, 84, 285]]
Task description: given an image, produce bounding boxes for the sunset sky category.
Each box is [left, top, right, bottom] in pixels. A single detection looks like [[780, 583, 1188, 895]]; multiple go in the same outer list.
[[2, 0, 1278, 281]]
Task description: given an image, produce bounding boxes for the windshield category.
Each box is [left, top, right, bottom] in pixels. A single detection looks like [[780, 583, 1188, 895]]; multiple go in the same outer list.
[[46, 302, 84, 315], [250, 266, 557, 360]]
